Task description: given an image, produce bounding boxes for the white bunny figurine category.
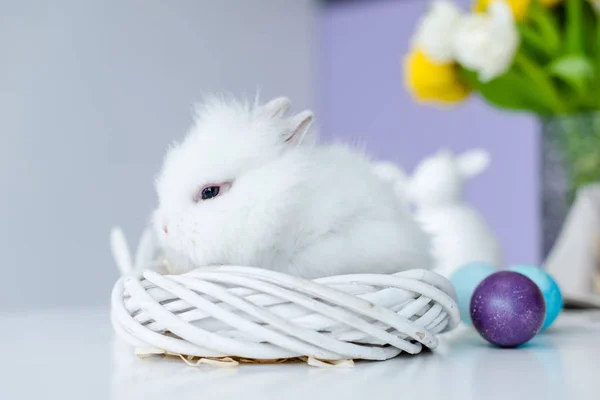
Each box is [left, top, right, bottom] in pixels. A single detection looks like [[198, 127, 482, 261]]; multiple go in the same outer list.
[[151, 96, 432, 278], [407, 149, 502, 278]]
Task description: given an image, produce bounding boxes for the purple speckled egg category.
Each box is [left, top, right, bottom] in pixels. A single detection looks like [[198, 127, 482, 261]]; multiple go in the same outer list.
[[470, 271, 546, 348]]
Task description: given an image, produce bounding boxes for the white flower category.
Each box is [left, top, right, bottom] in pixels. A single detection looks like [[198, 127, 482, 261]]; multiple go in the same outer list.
[[452, 0, 519, 82], [412, 0, 463, 63], [591, 0, 600, 13]]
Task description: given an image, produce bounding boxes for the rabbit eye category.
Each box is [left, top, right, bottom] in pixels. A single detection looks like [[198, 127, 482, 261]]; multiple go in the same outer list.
[[194, 182, 231, 202], [202, 186, 220, 199]]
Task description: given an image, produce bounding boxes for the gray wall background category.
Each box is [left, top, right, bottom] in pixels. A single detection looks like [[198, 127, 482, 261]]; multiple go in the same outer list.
[[0, 0, 317, 310]]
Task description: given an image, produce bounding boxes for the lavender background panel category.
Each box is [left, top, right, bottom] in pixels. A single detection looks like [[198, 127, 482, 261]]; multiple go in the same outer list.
[[319, 0, 541, 265]]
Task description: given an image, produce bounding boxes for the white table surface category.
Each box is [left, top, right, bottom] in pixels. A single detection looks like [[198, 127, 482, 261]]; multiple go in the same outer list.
[[1, 308, 599, 400]]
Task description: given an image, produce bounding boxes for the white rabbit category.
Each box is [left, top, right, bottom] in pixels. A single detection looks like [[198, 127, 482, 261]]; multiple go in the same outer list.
[[152, 95, 432, 278], [406, 149, 502, 277], [371, 161, 411, 210]]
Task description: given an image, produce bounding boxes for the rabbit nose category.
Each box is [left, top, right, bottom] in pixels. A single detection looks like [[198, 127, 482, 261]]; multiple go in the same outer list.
[[163, 225, 169, 235]]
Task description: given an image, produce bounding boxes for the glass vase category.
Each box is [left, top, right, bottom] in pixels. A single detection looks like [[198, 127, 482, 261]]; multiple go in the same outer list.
[[541, 112, 600, 258]]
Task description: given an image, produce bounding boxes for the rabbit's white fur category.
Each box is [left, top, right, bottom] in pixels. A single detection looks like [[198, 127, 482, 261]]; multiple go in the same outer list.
[[407, 149, 502, 277], [153, 96, 432, 278]]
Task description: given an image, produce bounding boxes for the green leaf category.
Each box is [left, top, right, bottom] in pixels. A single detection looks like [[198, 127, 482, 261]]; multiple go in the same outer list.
[[526, 3, 562, 59], [513, 52, 568, 114], [582, 3, 598, 57], [565, 0, 585, 54], [546, 54, 595, 102], [597, 32, 600, 109], [519, 25, 555, 61], [459, 68, 550, 114]]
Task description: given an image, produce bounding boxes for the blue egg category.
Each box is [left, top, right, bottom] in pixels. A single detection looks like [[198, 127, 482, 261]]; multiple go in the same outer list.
[[450, 262, 498, 325], [508, 265, 563, 331]]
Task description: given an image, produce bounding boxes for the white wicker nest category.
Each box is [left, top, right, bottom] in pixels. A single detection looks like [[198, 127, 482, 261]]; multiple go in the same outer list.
[[110, 227, 460, 364]]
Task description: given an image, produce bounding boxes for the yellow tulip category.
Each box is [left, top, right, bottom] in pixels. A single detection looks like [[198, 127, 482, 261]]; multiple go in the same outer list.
[[474, 0, 530, 22], [404, 49, 471, 105]]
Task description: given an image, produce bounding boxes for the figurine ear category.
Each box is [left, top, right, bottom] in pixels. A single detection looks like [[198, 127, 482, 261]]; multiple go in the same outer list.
[[457, 149, 490, 178], [262, 97, 291, 119], [437, 148, 453, 157], [284, 110, 313, 146]]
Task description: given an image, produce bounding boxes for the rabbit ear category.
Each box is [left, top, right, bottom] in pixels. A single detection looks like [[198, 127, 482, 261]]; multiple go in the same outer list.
[[456, 149, 490, 178], [262, 97, 291, 119], [284, 110, 313, 145]]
